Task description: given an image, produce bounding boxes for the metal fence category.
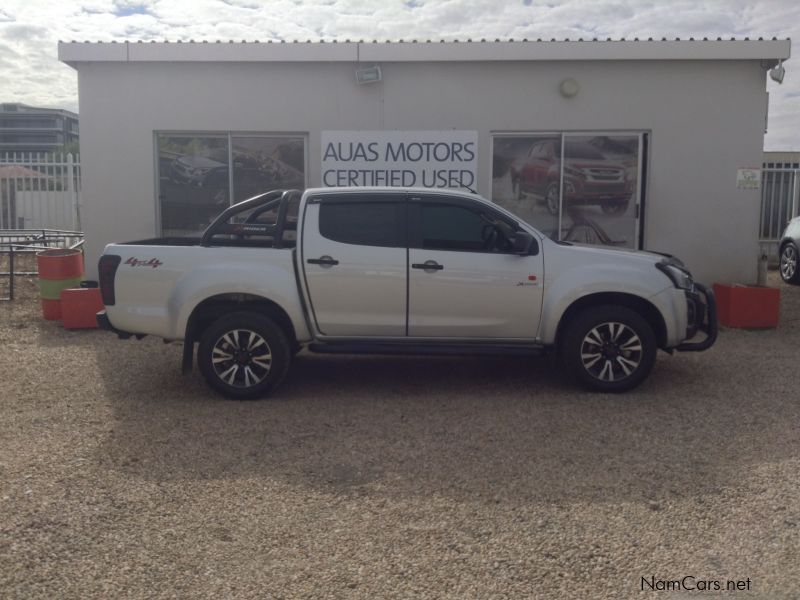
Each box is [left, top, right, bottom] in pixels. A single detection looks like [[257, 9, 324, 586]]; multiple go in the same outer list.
[[0, 153, 83, 301], [0, 152, 82, 231], [760, 166, 800, 243], [0, 229, 84, 301]]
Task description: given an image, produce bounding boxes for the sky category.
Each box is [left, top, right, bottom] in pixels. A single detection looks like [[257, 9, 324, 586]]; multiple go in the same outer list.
[[1, 0, 798, 150]]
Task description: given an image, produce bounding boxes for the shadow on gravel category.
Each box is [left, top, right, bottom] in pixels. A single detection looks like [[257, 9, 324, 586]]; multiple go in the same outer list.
[[91, 324, 800, 506]]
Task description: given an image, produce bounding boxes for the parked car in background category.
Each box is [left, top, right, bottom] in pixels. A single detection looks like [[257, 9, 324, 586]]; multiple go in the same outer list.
[[510, 139, 632, 215], [170, 149, 304, 194], [779, 216, 800, 284], [170, 148, 229, 187]]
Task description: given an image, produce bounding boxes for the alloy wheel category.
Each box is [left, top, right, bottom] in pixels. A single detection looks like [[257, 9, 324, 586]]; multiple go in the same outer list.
[[211, 329, 273, 388], [781, 245, 797, 281], [580, 321, 643, 382], [546, 185, 560, 215]]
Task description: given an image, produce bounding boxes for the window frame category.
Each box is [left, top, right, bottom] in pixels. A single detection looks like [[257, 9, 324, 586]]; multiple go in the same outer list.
[[153, 131, 308, 237], [490, 130, 648, 249]]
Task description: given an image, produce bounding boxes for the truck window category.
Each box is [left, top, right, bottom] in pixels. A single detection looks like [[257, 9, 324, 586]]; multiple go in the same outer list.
[[318, 202, 405, 248], [417, 203, 513, 253]]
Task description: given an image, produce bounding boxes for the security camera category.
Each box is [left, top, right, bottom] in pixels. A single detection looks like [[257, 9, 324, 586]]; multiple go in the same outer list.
[[770, 61, 785, 84]]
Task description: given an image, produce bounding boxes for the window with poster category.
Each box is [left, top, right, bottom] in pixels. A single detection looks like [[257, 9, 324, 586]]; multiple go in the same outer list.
[[156, 133, 306, 237], [491, 132, 647, 249]]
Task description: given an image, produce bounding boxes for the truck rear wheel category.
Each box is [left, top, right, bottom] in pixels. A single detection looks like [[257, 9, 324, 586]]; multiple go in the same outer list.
[[197, 311, 291, 400], [561, 305, 657, 393]]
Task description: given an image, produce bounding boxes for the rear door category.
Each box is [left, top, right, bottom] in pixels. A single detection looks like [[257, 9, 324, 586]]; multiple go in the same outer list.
[[407, 194, 543, 339], [301, 192, 407, 337]]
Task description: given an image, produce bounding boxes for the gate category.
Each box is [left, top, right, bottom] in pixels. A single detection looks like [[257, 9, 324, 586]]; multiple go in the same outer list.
[[760, 167, 799, 242], [0, 152, 81, 231], [0, 153, 83, 300], [759, 166, 800, 263]]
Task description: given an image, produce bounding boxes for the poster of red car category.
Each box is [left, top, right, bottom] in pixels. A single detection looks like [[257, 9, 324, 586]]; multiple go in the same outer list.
[[492, 134, 641, 248]]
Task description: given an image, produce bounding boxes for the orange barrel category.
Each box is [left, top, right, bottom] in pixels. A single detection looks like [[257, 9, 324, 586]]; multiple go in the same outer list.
[[36, 249, 84, 320]]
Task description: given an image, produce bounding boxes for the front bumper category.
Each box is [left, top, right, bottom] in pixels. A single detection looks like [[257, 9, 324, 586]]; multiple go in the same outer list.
[[676, 282, 718, 352]]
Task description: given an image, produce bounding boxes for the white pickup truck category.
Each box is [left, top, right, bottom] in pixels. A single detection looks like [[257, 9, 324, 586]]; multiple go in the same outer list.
[[97, 187, 716, 398]]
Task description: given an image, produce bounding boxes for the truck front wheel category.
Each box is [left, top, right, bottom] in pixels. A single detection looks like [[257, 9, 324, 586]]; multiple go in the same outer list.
[[198, 311, 291, 400], [561, 305, 657, 392]]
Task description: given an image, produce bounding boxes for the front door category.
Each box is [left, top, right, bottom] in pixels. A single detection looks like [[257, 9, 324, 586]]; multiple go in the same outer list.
[[407, 195, 544, 339], [302, 193, 407, 337]]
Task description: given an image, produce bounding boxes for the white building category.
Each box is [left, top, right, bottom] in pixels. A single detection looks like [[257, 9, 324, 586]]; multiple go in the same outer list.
[[59, 38, 790, 283]]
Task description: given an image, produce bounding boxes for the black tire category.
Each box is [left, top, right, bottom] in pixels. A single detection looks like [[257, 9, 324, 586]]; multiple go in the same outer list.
[[545, 182, 560, 215], [601, 200, 628, 215], [560, 305, 657, 393], [779, 242, 800, 285], [197, 311, 291, 400]]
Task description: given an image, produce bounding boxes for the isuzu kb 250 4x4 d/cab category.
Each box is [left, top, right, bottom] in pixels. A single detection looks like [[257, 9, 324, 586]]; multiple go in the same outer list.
[[97, 188, 716, 399]]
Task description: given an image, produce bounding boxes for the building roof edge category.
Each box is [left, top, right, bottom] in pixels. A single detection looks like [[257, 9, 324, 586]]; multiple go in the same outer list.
[[57, 38, 792, 68]]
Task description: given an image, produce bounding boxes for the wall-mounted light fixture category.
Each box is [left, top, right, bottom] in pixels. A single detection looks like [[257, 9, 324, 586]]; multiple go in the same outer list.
[[356, 65, 382, 84], [770, 60, 785, 84], [559, 77, 580, 98]]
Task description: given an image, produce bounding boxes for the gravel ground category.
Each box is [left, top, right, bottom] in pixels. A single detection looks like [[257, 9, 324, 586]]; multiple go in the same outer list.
[[1, 273, 799, 599]]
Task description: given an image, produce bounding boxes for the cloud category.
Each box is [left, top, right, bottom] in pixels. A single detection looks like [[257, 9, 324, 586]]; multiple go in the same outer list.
[[0, 0, 797, 148], [2, 23, 48, 41], [0, 41, 20, 57]]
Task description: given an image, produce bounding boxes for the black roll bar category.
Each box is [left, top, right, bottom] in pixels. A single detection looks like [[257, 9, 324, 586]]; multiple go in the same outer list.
[[200, 189, 300, 247]]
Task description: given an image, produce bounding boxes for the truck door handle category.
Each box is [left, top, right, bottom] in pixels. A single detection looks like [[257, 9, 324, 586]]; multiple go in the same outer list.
[[412, 261, 444, 271], [307, 255, 339, 266]]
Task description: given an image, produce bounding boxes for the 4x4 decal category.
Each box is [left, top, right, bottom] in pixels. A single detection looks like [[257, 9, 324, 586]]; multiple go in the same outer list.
[[125, 257, 163, 268]]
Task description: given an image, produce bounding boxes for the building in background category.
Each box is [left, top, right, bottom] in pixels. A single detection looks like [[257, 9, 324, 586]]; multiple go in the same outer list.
[[764, 151, 800, 168], [0, 103, 79, 157], [59, 39, 789, 283]]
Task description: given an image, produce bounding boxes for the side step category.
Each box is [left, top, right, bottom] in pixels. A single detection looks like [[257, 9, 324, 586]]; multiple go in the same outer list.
[[307, 342, 545, 357]]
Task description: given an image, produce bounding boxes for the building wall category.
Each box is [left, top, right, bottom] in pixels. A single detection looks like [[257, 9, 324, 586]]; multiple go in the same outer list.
[[78, 58, 767, 282]]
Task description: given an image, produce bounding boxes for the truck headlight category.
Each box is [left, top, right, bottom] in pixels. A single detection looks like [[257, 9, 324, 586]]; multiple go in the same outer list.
[[657, 260, 694, 290]]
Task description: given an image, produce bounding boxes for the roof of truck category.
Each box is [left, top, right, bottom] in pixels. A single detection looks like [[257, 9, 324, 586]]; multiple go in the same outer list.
[[305, 187, 480, 199]]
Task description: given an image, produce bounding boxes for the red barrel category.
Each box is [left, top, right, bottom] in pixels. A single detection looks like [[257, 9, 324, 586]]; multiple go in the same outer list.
[[37, 249, 84, 320]]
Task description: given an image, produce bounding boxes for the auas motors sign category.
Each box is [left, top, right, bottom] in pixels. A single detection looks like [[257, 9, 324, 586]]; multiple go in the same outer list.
[[321, 131, 477, 189]]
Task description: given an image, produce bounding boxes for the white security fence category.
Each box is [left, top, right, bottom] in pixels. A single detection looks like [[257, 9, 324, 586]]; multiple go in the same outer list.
[[0, 153, 81, 231], [760, 167, 800, 244], [0, 153, 83, 300]]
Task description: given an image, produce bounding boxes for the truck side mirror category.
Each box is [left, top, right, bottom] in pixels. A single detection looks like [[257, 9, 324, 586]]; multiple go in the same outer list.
[[512, 231, 534, 255]]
